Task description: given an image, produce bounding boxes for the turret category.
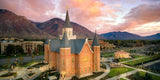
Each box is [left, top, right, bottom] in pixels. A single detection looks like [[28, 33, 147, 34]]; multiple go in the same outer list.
[[44, 36, 50, 62], [59, 32, 72, 77], [92, 31, 100, 72]]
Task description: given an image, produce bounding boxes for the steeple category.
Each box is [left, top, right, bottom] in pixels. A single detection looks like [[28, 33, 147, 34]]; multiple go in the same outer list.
[[63, 8, 72, 28], [92, 30, 100, 46], [60, 31, 70, 48]]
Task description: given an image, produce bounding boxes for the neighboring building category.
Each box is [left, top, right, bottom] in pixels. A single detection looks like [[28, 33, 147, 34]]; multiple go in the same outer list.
[[44, 9, 100, 79], [114, 50, 131, 59], [88, 40, 115, 50], [0, 38, 43, 54]]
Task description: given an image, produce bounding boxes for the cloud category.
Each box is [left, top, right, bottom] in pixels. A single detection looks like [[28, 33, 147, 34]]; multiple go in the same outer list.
[[112, 3, 160, 31], [0, 0, 56, 22], [0, 0, 159, 36]]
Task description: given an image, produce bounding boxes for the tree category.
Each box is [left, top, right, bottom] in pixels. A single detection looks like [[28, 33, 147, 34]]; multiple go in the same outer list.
[[5, 44, 16, 56], [15, 45, 24, 56], [145, 72, 152, 80]]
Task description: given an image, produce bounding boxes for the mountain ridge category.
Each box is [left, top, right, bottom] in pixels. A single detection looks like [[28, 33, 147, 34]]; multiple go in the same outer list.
[[101, 31, 160, 40]]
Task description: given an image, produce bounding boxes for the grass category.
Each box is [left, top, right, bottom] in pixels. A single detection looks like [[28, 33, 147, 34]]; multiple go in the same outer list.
[[29, 62, 48, 68], [120, 78, 126, 80], [118, 55, 146, 62], [124, 55, 160, 66], [71, 72, 104, 80], [0, 72, 17, 77], [100, 67, 134, 80], [128, 71, 160, 80], [0, 64, 10, 70], [102, 52, 114, 57], [18, 61, 36, 67]]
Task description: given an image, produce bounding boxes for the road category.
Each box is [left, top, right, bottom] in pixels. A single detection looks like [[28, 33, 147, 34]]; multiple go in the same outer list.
[[0, 55, 44, 64]]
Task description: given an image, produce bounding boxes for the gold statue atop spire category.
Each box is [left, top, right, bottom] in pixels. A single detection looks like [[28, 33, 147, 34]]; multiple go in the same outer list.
[[67, 5, 68, 10]]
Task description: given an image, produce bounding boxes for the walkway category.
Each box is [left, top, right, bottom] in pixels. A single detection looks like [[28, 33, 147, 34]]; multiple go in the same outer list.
[[141, 59, 160, 67], [106, 62, 160, 80], [91, 63, 110, 80]]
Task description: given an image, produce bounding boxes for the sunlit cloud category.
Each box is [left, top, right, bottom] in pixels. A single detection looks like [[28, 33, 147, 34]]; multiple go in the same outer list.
[[0, 0, 159, 36]]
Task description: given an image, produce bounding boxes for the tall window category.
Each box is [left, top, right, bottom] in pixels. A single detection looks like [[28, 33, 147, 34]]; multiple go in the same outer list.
[[72, 57, 74, 63], [63, 59, 65, 66]]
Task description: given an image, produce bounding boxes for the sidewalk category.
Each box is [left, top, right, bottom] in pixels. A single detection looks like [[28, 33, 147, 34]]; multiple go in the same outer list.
[[91, 63, 110, 80]]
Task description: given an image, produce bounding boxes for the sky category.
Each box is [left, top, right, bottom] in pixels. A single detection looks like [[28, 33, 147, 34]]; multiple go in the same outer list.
[[0, 0, 160, 36]]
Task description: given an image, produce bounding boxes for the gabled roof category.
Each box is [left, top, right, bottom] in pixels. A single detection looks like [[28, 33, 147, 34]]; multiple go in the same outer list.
[[63, 10, 72, 28], [50, 38, 86, 54], [92, 32, 100, 46]]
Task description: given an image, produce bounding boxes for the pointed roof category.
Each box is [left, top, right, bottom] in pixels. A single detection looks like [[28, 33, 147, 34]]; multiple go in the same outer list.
[[92, 31, 100, 46], [60, 32, 70, 48], [45, 36, 49, 44], [63, 9, 72, 28]]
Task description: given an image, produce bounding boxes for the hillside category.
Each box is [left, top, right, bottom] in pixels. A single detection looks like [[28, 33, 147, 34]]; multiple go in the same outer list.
[[0, 9, 52, 39]]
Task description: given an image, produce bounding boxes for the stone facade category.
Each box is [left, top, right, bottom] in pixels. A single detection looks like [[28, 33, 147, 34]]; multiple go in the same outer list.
[[44, 9, 100, 79], [0, 38, 43, 54]]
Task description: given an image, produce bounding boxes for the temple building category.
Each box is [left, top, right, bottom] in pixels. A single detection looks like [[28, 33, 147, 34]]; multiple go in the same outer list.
[[114, 50, 131, 59], [44, 9, 100, 79]]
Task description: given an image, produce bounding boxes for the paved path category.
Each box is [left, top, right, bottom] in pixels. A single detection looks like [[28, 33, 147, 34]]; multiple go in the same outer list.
[[104, 60, 160, 80], [0, 55, 44, 64], [106, 70, 138, 80], [141, 59, 160, 67], [91, 63, 110, 80]]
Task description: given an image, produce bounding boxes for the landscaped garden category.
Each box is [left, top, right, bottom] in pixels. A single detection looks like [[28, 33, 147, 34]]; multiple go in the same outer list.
[[102, 52, 114, 57], [18, 61, 36, 67], [29, 62, 48, 68], [118, 55, 146, 62], [71, 72, 104, 80], [144, 62, 160, 74], [100, 67, 134, 80], [124, 55, 160, 66], [120, 78, 126, 80], [34, 69, 58, 80], [0, 72, 17, 77], [127, 71, 160, 80]]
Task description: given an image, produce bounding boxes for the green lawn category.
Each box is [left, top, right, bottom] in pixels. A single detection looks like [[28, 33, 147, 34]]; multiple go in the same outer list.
[[120, 78, 126, 80], [18, 61, 36, 67], [118, 55, 146, 62], [100, 67, 134, 80], [128, 71, 160, 80], [72, 72, 104, 80], [124, 55, 160, 66], [102, 52, 114, 57]]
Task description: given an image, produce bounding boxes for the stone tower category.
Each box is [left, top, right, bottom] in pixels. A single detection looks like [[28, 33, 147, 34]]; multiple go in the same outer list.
[[59, 31, 72, 77], [59, 9, 76, 40], [92, 31, 100, 72]]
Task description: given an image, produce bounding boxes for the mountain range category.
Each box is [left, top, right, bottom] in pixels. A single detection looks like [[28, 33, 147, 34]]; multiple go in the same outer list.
[[0, 9, 97, 39], [101, 31, 160, 40], [0, 9, 159, 40]]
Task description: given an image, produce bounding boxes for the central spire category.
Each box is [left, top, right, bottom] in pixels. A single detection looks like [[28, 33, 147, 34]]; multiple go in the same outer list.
[[63, 7, 72, 28]]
